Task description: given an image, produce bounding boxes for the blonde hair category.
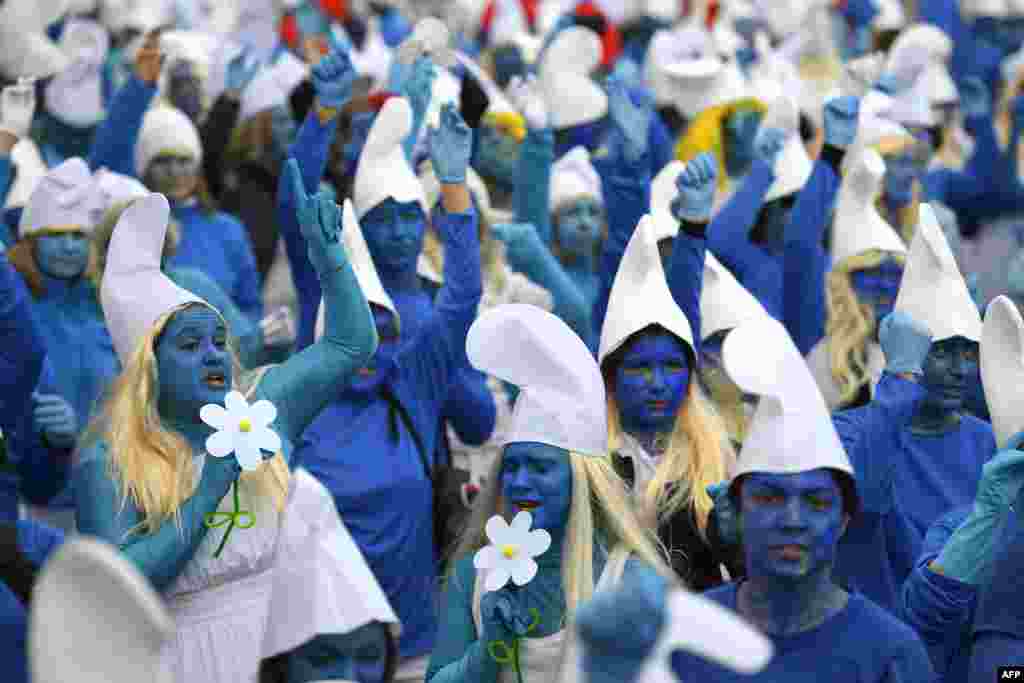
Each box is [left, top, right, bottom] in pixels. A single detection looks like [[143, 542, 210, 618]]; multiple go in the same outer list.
[[91, 201, 181, 289], [606, 380, 733, 539], [451, 451, 675, 612], [825, 249, 906, 406], [698, 361, 750, 446], [226, 110, 275, 167], [675, 99, 768, 191], [81, 303, 289, 537]]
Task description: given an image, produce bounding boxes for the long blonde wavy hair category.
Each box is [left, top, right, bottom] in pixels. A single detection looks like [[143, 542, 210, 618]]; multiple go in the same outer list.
[[825, 249, 906, 406], [450, 451, 676, 612], [675, 99, 768, 191], [81, 302, 290, 537]]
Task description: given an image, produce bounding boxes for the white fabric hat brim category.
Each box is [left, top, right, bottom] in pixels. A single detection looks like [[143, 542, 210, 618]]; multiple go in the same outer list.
[[831, 149, 907, 265], [982, 296, 1024, 450], [353, 97, 428, 218], [701, 253, 770, 340]]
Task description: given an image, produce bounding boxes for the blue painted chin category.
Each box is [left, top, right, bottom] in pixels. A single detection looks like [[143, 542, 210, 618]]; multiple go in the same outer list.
[[155, 305, 233, 423], [500, 442, 573, 534], [920, 336, 976, 413], [739, 470, 845, 582], [34, 231, 90, 280], [612, 330, 691, 438]]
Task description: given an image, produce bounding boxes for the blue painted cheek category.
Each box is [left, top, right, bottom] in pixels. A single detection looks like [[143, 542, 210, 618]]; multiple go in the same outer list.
[[155, 309, 233, 420], [35, 233, 89, 280], [558, 215, 600, 259], [500, 445, 573, 533]]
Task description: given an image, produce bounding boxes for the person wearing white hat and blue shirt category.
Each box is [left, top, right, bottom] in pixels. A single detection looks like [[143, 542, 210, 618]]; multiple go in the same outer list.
[[576, 315, 935, 683], [830, 205, 996, 615]]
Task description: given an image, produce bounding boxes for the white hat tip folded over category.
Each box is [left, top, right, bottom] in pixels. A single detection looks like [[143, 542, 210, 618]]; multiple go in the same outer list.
[[540, 26, 603, 79], [363, 96, 413, 160], [468, 304, 607, 456], [101, 193, 207, 362], [599, 214, 695, 365], [982, 296, 1024, 450], [30, 537, 174, 683], [832, 148, 907, 265], [19, 156, 95, 237], [353, 97, 427, 218], [894, 203, 982, 343], [724, 316, 854, 481], [763, 96, 813, 202], [701, 253, 769, 340]]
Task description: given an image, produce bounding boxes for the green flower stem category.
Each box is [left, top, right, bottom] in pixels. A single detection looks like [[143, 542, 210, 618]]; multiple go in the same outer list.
[[204, 480, 255, 558]]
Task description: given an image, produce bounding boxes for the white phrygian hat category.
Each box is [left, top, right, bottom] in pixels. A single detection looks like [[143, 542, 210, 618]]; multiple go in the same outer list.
[[763, 95, 813, 202], [100, 194, 208, 363], [468, 303, 608, 457], [0, 0, 70, 80], [239, 50, 309, 122], [981, 296, 1024, 450], [550, 146, 602, 214], [644, 22, 714, 108], [537, 27, 608, 129], [831, 149, 907, 266], [701, 253, 770, 341], [894, 203, 983, 343], [19, 157, 95, 237], [135, 106, 203, 177], [352, 97, 428, 219], [44, 18, 109, 129]]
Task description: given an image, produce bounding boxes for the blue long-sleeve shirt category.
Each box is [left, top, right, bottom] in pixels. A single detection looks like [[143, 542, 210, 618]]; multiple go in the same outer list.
[[900, 506, 976, 683], [87, 75, 157, 176], [970, 502, 1024, 680]]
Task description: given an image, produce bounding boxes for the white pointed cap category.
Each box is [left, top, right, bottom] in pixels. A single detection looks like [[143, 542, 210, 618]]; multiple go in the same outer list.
[[0, 0, 70, 79], [894, 203, 982, 343], [239, 50, 309, 122], [19, 157, 95, 237], [599, 215, 696, 364], [1008, 0, 1024, 14], [30, 537, 174, 683], [874, 0, 907, 30], [982, 296, 1024, 449], [886, 74, 938, 128], [453, 50, 517, 118], [101, 194, 208, 363], [353, 97, 427, 219], [702, 253, 770, 340], [538, 27, 608, 129], [86, 168, 149, 227], [831, 149, 907, 266], [885, 24, 953, 81], [468, 304, 607, 456], [763, 95, 813, 202], [845, 111, 913, 173], [724, 316, 855, 484], [919, 62, 959, 106], [315, 199, 398, 340], [488, 0, 530, 46], [962, 0, 1009, 17], [645, 24, 714, 107], [550, 147, 602, 214], [135, 106, 202, 177], [3, 139, 48, 209], [649, 160, 686, 242], [396, 16, 455, 68], [661, 56, 724, 119]]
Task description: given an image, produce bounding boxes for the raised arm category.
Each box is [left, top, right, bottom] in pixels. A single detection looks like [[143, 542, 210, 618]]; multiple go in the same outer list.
[[509, 76, 555, 244]]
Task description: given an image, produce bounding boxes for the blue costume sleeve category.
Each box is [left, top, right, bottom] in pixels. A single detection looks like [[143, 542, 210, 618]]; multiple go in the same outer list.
[[514, 128, 555, 244], [87, 75, 158, 176], [277, 111, 340, 350], [784, 149, 843, 356], [706, 160, 781, 320], [426, 557, 501, 683], [591, 152, 652, 337], [441, 368, 496, 447], [900, 506, 977, 679], [0, 155, 13, 208], [15, 519, 63, 566], [666, 228, 707, 357], [970, 504, 1024, 681]]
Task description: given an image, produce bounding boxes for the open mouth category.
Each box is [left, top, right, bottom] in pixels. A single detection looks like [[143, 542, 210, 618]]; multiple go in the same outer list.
[[771, 545, 807, 561], [204, 372, 226, 388], [514, 501, 539, 511], [357, 367, 376, 377], [648, 400, 669, 411]]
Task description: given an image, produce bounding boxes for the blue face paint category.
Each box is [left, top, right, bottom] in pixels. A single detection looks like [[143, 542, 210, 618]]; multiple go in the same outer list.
[[344, 112, 376, 177], [920, 336, 977, 413], [739, 470, 845, 582], [849, 258, 903, 326], [474, 121, 521, 186], [722, 110, 763, 178], [155, 305, 232, 424], [360, 198, 426, 277], [167, 60, 203, 122], [34, 231, 90, 280], [500, 442, 573, 534], [555, 198, 603, 261], [345, 305, 400, 395], [883, 139, 933, 208], [491, 45, 527, 89], [613, 331, 691, 438]]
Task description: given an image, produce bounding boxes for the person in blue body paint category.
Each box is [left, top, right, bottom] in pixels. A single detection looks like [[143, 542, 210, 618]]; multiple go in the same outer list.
[[427, 303, 675, 683], [74, 173, 380, 683], [88, 32, 263, 322], [287, 98, 483, 682], [578, 316, 935, 683]]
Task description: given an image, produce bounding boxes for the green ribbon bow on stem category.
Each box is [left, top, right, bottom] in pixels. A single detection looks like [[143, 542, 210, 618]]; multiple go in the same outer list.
[[487, 607, 542, 683], [204, 480, 255, 558]]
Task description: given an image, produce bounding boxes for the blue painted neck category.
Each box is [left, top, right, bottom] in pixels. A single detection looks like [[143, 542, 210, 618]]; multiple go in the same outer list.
[[377, 265, 422, 293], [38, 271, 79, 299], [738, 564, 846, 636], [162, 414, 216, 455], [910, 398, 961, 435]]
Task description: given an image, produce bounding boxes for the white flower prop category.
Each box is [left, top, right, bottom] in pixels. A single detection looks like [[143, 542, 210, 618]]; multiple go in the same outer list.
[[473, 511, 551, 592], [200, 391, 281, 471]]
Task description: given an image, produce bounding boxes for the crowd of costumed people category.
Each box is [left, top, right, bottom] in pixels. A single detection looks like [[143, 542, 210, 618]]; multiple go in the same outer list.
[[7, 0, 1024, 682]]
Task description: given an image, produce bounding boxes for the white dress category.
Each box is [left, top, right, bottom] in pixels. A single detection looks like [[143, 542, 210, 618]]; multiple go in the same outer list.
[[158, 464, 397, 683]]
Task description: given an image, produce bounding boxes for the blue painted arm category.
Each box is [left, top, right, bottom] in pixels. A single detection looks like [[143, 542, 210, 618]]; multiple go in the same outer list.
[[514, 128, 555, 244], [666, 228, 707, 357], [426, 557, 501, 683], [784, 151, 843, 356], [87, 75, 158, 176], [900, 506, 977, 679], [0, 155, 13, 208], [591, 154, 652, 337], [277, 111, 341, 350], [442, 368, 497, 447]]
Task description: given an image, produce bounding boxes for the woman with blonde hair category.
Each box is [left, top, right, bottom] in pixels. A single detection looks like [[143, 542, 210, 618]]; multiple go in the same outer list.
[[427, 304, 675, 683], [72, 161, 384, 683]]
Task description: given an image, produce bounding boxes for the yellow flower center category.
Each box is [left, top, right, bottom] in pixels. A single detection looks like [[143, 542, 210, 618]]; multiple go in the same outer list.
[[238, 418, 252, 433], [501, 544, 519, 560]]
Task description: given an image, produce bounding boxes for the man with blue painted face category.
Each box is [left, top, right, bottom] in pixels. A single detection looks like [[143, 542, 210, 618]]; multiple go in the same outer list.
[[830, 206, 995, 615], [576, 316, 934, 683], [287, 97, 483, 683]]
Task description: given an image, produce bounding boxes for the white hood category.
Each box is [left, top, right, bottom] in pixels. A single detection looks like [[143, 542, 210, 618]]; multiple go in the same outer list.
[[701, 253, 770, 341], [239, 50, 309, 122], [538, 27, 608, 129], [550, 146, 602, 214], [894, 203, 982, 343], [135, 106, 203, 177], [44, 18, 109, 128], [352, 97, 427, 219], [831, 149, 907, 266], [981, 296, 1024, 450], [763, 95, 813, 202], [19, 157, 96, 238], [467, 304, 608, 457]]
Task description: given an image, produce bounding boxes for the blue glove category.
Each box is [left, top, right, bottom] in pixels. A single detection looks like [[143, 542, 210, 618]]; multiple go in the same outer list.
[[959, 77, 991, 119], [879, 311, 933, 375], [875, 72, 904, 95], [479, 587, 531, 644], [823, 95, 860, 150], [707, 481, 739, 546], [32, 392, 78, 449], [607, 75, 651, 162], [312, 44, 356, 109], [753, 126, 787, 168], [226, 48, 260, 94], [402, 55, 436, 123], [670, 152, 718, 223], [428, 103, 473, 185], [838, 0, 880, 27], [577, 566, 668, 683], [491, 222, 546, 274], [736, 46, 758, 75], [286, 158, 345, 276]]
